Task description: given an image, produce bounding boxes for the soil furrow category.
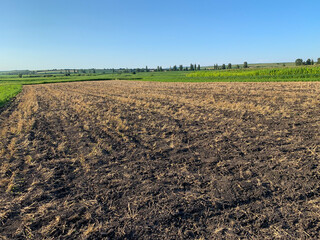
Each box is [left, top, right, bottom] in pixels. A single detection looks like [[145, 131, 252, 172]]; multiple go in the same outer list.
[[0, 80, 320, 239]]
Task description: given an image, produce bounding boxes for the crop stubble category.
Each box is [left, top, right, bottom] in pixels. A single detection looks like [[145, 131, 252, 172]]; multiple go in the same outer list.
[[0, 81, 320, 239]]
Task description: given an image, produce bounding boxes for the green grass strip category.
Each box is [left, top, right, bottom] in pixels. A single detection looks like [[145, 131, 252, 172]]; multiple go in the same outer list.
[[0, 85, 22, 107]]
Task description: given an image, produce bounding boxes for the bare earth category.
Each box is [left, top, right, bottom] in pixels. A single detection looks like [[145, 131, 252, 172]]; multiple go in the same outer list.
[[0, 81, 320, 239]]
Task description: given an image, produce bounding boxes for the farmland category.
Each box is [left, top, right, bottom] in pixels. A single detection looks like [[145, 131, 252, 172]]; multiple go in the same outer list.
[[187, 65, 320, 79], [0, 85, 22, 107], [1, 65, 320, 109], [1, 80, 320, 239]]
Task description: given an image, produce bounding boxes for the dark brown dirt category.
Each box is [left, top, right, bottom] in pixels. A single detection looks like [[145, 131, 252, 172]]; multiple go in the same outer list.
[[0, 81, 320, 239]]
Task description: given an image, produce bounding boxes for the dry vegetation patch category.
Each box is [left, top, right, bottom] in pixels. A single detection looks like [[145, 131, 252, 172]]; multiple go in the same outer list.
[[0, 81, 320, 239]]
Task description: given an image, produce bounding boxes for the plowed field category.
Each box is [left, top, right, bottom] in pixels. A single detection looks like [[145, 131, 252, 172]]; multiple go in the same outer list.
[[1, 81, 320, 239]]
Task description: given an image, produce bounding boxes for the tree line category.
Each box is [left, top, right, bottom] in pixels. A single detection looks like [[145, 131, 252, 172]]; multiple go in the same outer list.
[[154, 62, 250, 72], [213, 62, 248, 70], [295, 58, 320, 66], [154, 64, 201, 72]]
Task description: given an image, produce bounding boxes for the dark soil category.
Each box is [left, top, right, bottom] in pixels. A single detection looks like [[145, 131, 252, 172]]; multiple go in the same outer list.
[[0, 81, 320, 239]]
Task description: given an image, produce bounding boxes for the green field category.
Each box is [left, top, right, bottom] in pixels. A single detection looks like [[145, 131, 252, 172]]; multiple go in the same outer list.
[[0, 85, 22, 107], [187, 65, 320, 81], [1, 64, 320, 107]]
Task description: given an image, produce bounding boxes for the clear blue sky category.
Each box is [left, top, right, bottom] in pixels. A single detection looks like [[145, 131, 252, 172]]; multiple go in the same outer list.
[[1, 0, 319, 70]]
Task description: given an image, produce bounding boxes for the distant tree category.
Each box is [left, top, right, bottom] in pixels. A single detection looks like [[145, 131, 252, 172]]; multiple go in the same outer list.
[[236, 65, 240, 69], [227, 63, 232, 69], [18, 73, 23, 78], [221, 64, 226, 69], [243, 62, 248, 68], [306, 59, 312, 65], [190, 64, 194, 71], [295, 59, 303, 66], [160, 66, 163, 72], [185, 67, 188, 71], [179, 65, 183, 71], [197, 64, 200, 71], [146, 66, 149, 72], [317, 58, 320, 64], [173, 65, 177, 71], [311, 60, 314, 65]]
